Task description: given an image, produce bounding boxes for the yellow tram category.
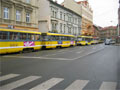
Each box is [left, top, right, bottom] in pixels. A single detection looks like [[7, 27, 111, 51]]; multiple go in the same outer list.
[[0, 28, 76, 54], [76, 35, 93, 46], [0, 28, 42, 54], [90, 37, 100, 44], [42, 33, 76, 49]]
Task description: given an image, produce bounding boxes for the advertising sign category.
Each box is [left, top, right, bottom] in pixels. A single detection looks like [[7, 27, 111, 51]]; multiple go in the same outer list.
[[24, 41, 35, 47]]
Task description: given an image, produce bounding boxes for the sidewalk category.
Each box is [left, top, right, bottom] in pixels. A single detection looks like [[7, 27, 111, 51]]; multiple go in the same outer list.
[[114, 43, 120, 46]]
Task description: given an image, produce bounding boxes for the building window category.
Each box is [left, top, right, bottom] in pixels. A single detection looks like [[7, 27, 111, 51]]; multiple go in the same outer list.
[[16, 10, 21, 21], [26, 0, 30, 3], [60, 23, 62, 33], [68, 16, 71, 22], [64, 13, 66, 21], [52, 23, 57, 31], [52, 23, 54, 30], [55, 24, 57, 30], [64, 24, 66, 33], [52, 10, 57, 18], [75, 18, 77, 24], [26, 13, 30, 23], [60, 12, 62, 20], [3, 7, 9, 19], [55, 12, 57, 18], [54, 11, 57, 18], [68, 27, 71, 34], [52, 11, 54, 17]]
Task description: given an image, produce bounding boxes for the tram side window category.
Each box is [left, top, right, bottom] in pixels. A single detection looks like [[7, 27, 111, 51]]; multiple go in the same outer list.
[[0, 31, 8, 40], [20, 33, 27, 40], [51, 36, 55, 40], [42, 35, 48, 41], [71, 37, 74, 41], [70, 37, 72, 40], [64, 36, 67, 40], [28, 34, 35, 40], [67, 37, 71, 40], [35, 34, 41, 40], [85, 38, 90, 42], [77, 37, 82, 41], [9, 32, 18, 40], [61, 36, 65, 40], [47, 36, 52, 41], [55, 36, 59, 40]]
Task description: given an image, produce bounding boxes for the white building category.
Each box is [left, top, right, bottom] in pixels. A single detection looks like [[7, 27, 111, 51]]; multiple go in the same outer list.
[[38, 0, 82, 36], [62, 0, 93, 35]]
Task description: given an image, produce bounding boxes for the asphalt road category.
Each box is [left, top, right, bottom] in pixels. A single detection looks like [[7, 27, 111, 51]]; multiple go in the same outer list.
[[0, 44, 120, 90]]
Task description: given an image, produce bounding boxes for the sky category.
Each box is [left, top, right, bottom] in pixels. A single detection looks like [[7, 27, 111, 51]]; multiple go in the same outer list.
[[55, 0, 119, 27]]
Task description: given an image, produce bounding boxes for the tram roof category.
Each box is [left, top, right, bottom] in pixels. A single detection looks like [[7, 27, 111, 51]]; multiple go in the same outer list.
[[0, 28, 41, 34], [77, 35, 93, 38], [44, 33, 75, 37]]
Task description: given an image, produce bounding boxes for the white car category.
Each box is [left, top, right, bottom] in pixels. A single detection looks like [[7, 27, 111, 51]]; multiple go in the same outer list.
[[105, 39, 111, 45]]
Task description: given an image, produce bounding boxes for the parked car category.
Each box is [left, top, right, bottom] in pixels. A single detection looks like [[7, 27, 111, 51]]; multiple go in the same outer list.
[[109, 40, 116, 44], [105, 39, 111, 45]]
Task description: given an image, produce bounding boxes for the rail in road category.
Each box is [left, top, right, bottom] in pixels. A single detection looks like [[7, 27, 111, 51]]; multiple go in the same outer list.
[[2, 44, 105, 61]]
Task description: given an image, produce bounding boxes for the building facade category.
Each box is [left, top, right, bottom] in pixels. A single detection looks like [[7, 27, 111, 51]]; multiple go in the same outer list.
[[117, 0, 120, 42], [92, 25, 100, 37], [62, 0, 93, 36], [61, 0, 82, 16], [38, 0, 82, 35], [100, 26, 117, 41], [0, 0, 38, 31], [77, 0, 93, 36]]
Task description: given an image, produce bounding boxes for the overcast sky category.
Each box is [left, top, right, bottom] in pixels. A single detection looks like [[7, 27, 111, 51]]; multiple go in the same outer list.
[[55, 0, 119, 27]]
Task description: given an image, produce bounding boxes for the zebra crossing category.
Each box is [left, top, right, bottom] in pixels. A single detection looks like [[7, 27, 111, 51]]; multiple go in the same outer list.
[[0, 73, 118, 90]]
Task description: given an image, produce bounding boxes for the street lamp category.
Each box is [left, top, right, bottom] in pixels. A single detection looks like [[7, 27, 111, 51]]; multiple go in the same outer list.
[[118, 24, 119, 36]]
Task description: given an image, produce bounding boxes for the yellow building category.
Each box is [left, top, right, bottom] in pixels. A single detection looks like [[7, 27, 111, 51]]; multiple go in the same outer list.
[[77, 0, 93, 36], [0, 0, 38, 31]]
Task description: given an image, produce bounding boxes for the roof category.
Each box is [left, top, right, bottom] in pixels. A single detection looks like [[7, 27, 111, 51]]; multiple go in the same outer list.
[[76, 0, 93, 12], [77, 0, 88, 5], [101, 26, 117, 31]]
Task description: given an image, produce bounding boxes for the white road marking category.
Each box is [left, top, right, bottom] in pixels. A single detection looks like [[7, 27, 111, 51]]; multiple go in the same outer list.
[[57, 50, 65, 52], [65, 80, 89, 90], [3, 56, 71, 60], [99, 82, 117, 90], [44, 49, 83, 56], [45, 54, 58, 56], [73, 47, 105, 60], [30, 78, 64, 90], [0, 76, 41, 90], [0, 74, 20, 82]]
